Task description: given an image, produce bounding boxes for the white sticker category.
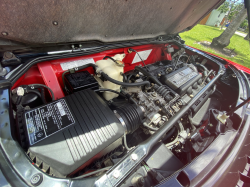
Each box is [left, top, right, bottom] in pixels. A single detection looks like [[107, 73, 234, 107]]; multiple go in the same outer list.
[[132, 49, 152, 64], [56, 102, 66, 116], [60, 58, 95, 70]]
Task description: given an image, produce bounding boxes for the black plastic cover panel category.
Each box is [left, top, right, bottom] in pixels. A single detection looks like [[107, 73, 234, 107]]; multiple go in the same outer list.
[[65, 71, 99, 93], [26, 89, 124, 177], [0, 0, 223, 45]]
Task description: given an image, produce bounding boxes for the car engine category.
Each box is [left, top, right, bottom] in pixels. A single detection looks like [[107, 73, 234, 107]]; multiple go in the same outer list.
[[11, 45, 235, 186]]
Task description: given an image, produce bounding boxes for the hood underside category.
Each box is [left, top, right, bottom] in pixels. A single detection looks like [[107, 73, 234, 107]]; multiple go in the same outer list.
[[0, 0, 224, 46]]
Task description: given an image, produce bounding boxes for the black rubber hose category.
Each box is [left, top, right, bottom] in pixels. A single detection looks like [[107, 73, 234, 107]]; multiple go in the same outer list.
[[26, 90, 47, 104], [27, 90, 41, 97], [127, 73, 135, 82], [16, 96, 22, 105], [101, 72, 150, 87], [27, 89, 46, 104], [28, 84, 55, 101], [134, 66, 162, 86], [121, 73, 128, 82], [195, 63, 208, 72]]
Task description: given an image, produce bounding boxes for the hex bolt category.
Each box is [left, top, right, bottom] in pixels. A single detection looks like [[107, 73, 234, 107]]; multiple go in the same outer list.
[[137, 177, 145, 187], [4, 52, 13, 59], [1, 32, 8, 36], [131, 153, 138, 161], [52, 21, 58, 25], [113, 170, 120, 178], [30, 173, 43, 186]]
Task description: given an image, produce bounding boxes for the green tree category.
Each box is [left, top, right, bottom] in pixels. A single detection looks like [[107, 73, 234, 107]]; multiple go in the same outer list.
[[218, 0, 243, 30], [211, 6, 247, 49]]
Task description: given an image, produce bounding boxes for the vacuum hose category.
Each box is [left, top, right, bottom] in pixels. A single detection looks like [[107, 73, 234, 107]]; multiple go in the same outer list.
[[101, 72, 150, 88]]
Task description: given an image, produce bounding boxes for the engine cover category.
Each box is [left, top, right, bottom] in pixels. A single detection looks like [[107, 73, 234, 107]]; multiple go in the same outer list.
[[160, 66, 202, 96], [24, 89, 124, 177]]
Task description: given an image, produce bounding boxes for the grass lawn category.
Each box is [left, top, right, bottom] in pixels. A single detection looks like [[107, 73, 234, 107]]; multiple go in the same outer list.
[[179, 24, 250, 68]]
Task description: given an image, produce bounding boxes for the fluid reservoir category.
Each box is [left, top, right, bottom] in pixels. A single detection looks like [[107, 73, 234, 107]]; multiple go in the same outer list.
[[95, 54, 125, 100]]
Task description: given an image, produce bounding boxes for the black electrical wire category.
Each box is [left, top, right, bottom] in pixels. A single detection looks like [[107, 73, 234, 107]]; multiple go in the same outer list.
[[129, 48, 148, 70], [227, 96, 250, 116], [101, 72, 150, 87], [39, 87, 47, 104], [28, 84, 55, 101]]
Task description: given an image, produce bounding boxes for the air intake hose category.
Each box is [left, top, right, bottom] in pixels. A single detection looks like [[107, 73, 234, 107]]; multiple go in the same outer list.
[[115, 104, 144, 133]]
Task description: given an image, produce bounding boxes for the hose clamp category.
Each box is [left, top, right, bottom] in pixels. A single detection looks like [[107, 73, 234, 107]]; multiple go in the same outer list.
[[113, 110, 127, 133]]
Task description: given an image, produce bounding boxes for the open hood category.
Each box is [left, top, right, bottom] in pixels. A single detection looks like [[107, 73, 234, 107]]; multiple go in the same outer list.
[[0, 0, 224, 47]]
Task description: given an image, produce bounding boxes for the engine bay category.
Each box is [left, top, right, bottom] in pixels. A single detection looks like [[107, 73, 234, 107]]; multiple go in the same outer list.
[[10, 43, 240, 186]]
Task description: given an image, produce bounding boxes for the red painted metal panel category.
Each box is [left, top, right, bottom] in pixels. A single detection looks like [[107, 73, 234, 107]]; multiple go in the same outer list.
[[37, 61, 65, 99], [12, 44, 173, 97]]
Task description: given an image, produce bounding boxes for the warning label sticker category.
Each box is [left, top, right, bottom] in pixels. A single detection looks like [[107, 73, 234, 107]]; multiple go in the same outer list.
[[132, 49, 152, 64], [60, 58, 95, 71], [25, 99, 75, 145]]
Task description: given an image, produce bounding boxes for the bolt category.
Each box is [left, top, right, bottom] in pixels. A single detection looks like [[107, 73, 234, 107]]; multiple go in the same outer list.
[[158, 73, 161, 77], [52, 21, 58, 25], [114, 110, 117, 113], [131, 153, 138, 161], [95, 162, 101, 169], [4, 52, 13, 59], [152, 92, 157, 97], [30, 173, 43, 186], [137, 177, 145, 187], [113, 170, 120, 178], [1, 32, 8, 36]]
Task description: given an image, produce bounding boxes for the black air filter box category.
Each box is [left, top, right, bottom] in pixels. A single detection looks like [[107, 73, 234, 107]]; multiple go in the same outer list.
[[23, 89, 124, 177]]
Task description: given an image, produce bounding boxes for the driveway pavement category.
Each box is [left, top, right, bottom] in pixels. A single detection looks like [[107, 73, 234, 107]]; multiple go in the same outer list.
[[222, 28, 247, 37]]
